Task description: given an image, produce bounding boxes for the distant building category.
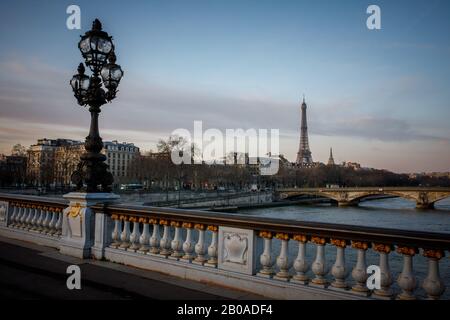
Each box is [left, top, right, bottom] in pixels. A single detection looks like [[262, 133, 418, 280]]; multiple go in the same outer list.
[[54, 141, 85, 187], [26, 138, 141, 188], [103, 140, 140, 186], [27, 139, 69, 186], [145, 151, 170, 161], [296, 97, 314, 166], [327, 148, 335, 166], [342, 161, 361, 170]]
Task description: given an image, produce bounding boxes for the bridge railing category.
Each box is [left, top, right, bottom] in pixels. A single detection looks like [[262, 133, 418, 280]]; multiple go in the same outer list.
[[0, 194, 66, 248], [94, 202, 449, 300], [0, 192, 448, 300]]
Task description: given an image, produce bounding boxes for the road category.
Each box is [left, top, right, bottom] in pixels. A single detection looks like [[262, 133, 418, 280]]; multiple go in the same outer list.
[[0, 237, 264, 300]]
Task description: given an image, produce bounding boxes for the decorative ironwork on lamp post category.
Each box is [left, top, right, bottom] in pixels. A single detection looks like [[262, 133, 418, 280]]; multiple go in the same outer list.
[[70, 19, 123, 192]]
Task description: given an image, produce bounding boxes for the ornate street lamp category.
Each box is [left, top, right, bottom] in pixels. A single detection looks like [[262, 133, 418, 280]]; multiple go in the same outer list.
[[70, 19, 123, 192]]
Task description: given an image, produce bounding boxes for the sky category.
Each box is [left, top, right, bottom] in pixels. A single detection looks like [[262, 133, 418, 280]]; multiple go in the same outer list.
[[0, 0, 449, 173]]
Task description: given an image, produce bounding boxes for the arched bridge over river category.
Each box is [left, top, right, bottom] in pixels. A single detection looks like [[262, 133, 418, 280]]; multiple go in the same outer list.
[[277, 187, 450, 209]]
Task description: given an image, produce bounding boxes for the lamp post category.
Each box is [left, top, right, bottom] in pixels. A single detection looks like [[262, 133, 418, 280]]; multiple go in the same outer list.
[[69, 19, 123, 193]]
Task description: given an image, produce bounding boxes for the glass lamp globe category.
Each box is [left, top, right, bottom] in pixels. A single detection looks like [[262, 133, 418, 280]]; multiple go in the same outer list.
[[70, 63, 90, 103], [101, 52, 123, 90], [78, 19, 114, 73]]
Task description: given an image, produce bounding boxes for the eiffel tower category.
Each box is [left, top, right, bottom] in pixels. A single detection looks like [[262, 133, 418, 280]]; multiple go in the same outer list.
[[296, 96, 313, 165]]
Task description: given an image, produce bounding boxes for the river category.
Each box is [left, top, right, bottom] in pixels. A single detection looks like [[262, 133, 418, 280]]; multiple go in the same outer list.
[[239, 197, 450, 233]]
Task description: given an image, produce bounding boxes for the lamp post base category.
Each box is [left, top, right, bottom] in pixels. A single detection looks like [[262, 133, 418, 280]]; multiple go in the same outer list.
[[59, 192, 120, 259]]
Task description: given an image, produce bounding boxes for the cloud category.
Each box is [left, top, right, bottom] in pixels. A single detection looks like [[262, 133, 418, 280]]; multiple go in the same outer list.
[[0, 57, 448, 162], [310, 116, 450, 143]]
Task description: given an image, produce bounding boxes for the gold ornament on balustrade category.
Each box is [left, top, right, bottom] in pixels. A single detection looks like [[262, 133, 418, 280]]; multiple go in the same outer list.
[[194, 223, 205, 230], [207, 225, 218, 232], [292, 234, 308, 243], [138, 217, 147, 224], [67, 203, 82, 218], [423, 249, 444, 260], [119, 215, 129, 221], [170, 221, 180, 227], [373, 243, 392, 254], [111, 214, 119, 220], [129, 216, 137, 223], [182, 222, 193, 229], [275, 233, 289, 241], [351, 241, 370, 250], [311, 236, 327, 245], [259, 231, 273, 239], [396, 246, 418, 256], [159, 219, 169, 226], [149, 218, 158, 224], [330, 238, 347, 248]]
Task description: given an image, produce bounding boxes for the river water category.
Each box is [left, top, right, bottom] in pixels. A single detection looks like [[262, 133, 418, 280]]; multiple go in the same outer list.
[[238, 197, 450, 299], [239, 197, 450, 233]]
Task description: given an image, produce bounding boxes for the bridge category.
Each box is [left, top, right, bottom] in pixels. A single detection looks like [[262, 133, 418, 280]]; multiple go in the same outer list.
[[277, 187, 450, 209]]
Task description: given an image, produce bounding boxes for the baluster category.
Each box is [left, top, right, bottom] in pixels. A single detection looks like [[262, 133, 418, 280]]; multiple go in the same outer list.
[[257, 231, 275, 278], [311, 236, 328, 287], [35, 207, 45, 232], [8, 203, 18, 227], [110, 214, 122, 248], [119, 216, 131, 249], [182, 222, 195, 261], [274, 233, 291, 281], [372, 243, 394, 298], [330, 239, 348, 289], [15, 205, 25, 228], [19, 205, 28, 228], [193, 224, 207, 265], [422, 249, 445, 300], [41, 208, 52, 233], [292, 235, 309, 284], [351, 241, 370, 295], [48, 209, 58, 235], [396, 246, 418, 300], [55, 209, 62, 236], [10, 203, 22, 228], [159, 220, 172, 257], [149, 218, 161, 254], [170, 222, 184, 259], [128, 217, 141, 251], [205, 226, 218, 267], [30, 206, 40, 230], [137, 218, 151, 253], [24, 205, 33, 229]]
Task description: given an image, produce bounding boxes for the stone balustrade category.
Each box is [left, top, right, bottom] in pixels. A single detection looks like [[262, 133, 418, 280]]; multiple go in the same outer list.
[[0, 194, 65, 248], [97, 203, 449, 300], [108, 213, 219, 267], [0, 193, 449, 300]]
